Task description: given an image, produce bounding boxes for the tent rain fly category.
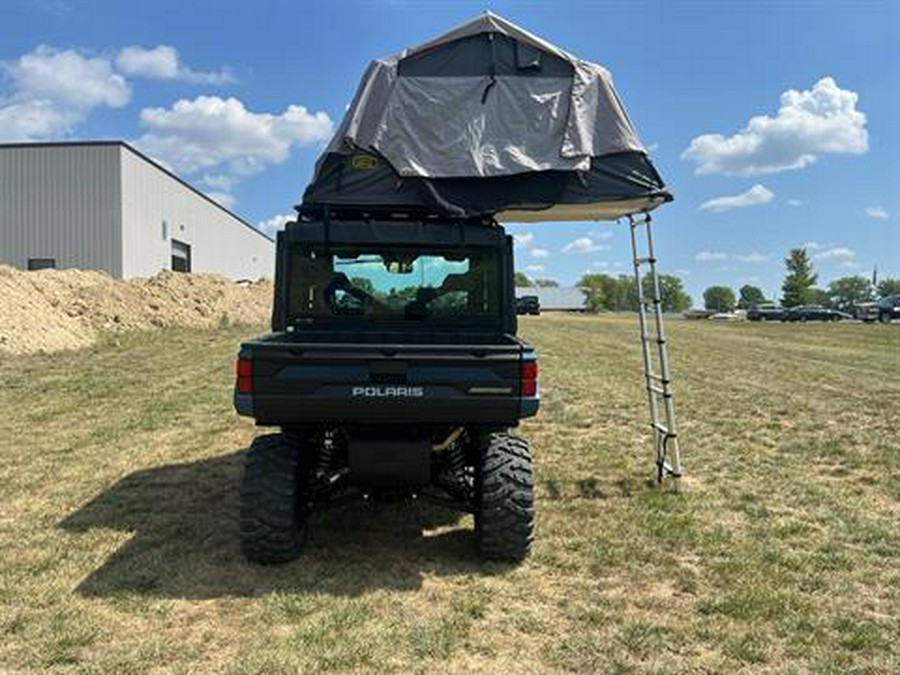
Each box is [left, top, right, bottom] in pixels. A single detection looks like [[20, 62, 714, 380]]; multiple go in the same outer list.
[[300, 12, 671, 222]]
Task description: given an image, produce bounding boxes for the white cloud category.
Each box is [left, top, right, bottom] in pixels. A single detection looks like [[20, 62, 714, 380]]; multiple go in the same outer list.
[[0, 45, 130, 140], [814, 247, 855, 263], [682, 77, 867, 176], [116, 45, 235, 85], [525, 264, 545, 274], [206, 191, 236, 210], [133, 96, 333, 179], [6, 45, 130, 110], [562, 236, 608, 253], [0, 99, 73, 140], [866, 206, 888, 220], [257, 213, 294, 238], [592, 261, 610, 269], [733, 251, 770, 263], [589, 230, 614, 241], [695, 251, 728, 262], [787, 199, 803, 207], [674, 268, 691, 277], [513, 232, 534, 247], [199, 174, 238, 192], [530, 248, 549, 259], [699, 184, 774, 212], [802, 241, 822, 251]]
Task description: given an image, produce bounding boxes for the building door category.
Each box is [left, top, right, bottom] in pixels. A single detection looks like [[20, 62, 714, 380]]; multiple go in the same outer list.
[[171, 239, 191, 273]]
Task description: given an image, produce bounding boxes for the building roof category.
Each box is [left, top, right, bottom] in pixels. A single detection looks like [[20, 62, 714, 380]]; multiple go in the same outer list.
[[515, 286, 586, 310], [0, 140, 274, 243]]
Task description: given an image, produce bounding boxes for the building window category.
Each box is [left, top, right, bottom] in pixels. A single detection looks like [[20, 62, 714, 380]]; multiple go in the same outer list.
[[27, 258, 56, 271], [162, 220, 168, 241], [171, 239, 191, 273]]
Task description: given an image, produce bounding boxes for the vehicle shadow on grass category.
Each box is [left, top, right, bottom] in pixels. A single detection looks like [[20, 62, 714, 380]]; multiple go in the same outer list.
[[59, 448, 502, 600]]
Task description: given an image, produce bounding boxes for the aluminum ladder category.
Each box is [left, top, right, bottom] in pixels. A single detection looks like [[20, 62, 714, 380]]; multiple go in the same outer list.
[[628, 212, 683, 490]]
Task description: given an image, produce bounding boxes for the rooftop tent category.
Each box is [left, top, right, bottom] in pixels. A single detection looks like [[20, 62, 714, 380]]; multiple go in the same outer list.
[[300, 12, 670, 221]]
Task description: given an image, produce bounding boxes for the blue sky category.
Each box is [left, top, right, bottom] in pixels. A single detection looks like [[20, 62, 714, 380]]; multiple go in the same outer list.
[[2, 0, 897, 302]]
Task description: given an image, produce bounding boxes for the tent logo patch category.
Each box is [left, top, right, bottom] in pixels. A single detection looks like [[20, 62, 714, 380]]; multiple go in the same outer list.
[[351, 155, 380, 170]]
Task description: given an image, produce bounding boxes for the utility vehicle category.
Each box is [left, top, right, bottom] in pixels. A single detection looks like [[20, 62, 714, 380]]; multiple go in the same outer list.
[[234, 211, 538, 563]]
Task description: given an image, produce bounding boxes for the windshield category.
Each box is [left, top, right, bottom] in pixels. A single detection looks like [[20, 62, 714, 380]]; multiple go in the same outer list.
[[287, 246, 502, 324]]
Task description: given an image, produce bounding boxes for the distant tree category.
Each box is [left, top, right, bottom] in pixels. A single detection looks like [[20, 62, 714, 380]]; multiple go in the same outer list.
[[609, 275, 636, 311], [534, 278, 560, 287], [514, 271, 533, 288], [350, 277, 377, 296], [877, 278, 900, 298], [654, 275, 693, 312], [703, 286, 736, 312], [578, 273, 690, 312], [827, 276, 874, 312], [578, 274, 608, 312], [737, 284, 767, 309], [781, 248, 818, 307], [808, 288, 831, 306]]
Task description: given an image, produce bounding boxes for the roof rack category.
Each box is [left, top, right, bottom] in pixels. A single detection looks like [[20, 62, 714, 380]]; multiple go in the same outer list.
[[295, 204, 496, 226]]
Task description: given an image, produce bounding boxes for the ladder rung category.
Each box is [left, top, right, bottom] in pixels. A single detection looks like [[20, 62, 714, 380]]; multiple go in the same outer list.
[[648, 385, 669, 396], [652, 422, 675, 435], [658, 461, 682, 479], [634, 256, 657, 265], [640, 336, 667, 345], [647, 373, 668, 384]]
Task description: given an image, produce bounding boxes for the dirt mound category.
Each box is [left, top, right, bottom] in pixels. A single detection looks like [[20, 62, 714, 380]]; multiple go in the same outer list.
[[0, 265, 272, 356]]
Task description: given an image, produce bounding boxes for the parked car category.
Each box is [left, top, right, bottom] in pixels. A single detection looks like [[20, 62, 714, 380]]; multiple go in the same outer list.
[[747, 303, 786, 321], [516, 295, 541, 316], [875, 294, 899, 323], [855, 301, 880, 322], [783, 306, 853, 322]]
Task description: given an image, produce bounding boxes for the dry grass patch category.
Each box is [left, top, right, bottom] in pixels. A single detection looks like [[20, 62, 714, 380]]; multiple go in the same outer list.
[[1, 315, 898, 672]]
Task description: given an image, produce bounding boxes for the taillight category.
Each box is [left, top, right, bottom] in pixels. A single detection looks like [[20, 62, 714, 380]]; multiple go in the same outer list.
[[235, 358, 253, 394], [521, 359, 538, 397]]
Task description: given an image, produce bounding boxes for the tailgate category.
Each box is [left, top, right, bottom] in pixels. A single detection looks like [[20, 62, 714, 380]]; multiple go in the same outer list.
[[238, 337, 531, 425]]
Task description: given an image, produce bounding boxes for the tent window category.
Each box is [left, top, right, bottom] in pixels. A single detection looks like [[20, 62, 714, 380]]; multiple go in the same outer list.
[[171, 239, 191, 273], [516, 42, 542, 70], [28, 258, 56, 271]]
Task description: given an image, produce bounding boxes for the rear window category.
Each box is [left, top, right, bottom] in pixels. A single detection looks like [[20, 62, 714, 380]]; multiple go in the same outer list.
[[286, 246, 502, 325]]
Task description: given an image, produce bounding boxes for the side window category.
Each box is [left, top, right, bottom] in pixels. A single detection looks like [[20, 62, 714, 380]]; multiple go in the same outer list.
[[27, 258, 56, 271]]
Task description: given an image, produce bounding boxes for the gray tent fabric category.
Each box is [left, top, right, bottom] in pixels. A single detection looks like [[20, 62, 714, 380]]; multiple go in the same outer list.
[[301, 12, 670, 221]]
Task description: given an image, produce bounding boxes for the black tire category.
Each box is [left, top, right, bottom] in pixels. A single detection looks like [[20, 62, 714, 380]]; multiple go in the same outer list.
[[240, 433, 307, 564], [474, 432, 535, 562], [880, 312, 891, 324]]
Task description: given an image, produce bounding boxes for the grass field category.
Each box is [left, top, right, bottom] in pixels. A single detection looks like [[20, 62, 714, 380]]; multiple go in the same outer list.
[[1, 315, 898, 673]]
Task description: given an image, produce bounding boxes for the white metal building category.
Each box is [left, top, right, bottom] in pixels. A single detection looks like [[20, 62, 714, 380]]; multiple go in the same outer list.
[[515, 286, 586, 311], [0, 141, 274, 279]]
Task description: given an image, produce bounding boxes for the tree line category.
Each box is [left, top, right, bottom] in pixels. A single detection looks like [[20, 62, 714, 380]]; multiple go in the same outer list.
[[516, 245, 897, 314], [701, 247, 900, 312], [516, 270, 692, 313]]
